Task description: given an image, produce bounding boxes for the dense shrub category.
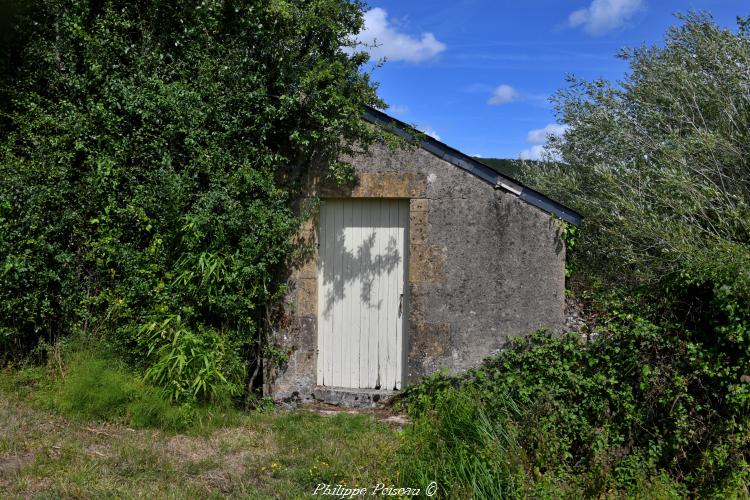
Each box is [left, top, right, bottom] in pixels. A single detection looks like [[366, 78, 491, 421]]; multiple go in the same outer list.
[[137, 315, 246, 404], [0, 0, 383, 401], [401, 318, 748, 496]]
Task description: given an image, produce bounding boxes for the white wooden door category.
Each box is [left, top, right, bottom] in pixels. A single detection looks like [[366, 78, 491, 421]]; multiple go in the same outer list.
[[317, 199, 408, 390]]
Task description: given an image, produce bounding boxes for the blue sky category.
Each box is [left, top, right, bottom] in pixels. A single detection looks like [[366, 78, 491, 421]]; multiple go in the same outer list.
[[353, 0, 747, 159]]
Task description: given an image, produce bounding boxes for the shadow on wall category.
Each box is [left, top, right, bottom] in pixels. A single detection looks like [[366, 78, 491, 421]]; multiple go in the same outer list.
[[319, 201, 403, 319]]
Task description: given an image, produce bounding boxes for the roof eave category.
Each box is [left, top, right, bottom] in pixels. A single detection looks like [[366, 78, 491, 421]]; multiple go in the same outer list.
[[362, 106, 582, 226]]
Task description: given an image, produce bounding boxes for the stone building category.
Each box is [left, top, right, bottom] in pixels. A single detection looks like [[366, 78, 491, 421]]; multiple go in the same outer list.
[[265, 107, 581, 406]]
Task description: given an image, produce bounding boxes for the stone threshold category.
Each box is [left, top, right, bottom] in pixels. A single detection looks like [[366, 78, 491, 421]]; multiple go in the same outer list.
[[310, 386, 399, 408]]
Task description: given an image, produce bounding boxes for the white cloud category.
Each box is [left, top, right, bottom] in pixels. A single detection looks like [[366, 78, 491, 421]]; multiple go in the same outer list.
[[568, 0, 643, 36], [519, 145, 546, 161], [526, 123, 569, 144], [518, 122, 569, 160], [418, 125, 441, 141], [388, 104, 410, 115], [353, 8, 446, 63], [488, 84, 520, 105]]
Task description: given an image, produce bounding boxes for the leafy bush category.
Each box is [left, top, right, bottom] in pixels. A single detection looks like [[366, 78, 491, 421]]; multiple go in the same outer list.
[[401, 318, 748, 497], [137, 315, 245, 404], [520, 18, 750, 401], [521, 14, 750, 358], [0, 0, 383, 400]]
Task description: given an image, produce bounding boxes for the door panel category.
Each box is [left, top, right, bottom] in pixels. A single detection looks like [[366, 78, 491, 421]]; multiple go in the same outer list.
[[317, 199, 408, 389]]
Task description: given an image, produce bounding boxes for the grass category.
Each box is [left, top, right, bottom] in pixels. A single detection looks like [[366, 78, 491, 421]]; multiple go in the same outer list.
[[0, 344, 718, 499], [398, 388, 524, 499], [0, 357, 401, 498]]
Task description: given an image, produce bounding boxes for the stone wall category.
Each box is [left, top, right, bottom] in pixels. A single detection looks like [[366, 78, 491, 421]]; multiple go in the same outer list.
[[265, 141, 566, 403]]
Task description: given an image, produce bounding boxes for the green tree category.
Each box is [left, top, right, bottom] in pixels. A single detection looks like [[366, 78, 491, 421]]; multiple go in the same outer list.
[[521, 13, 750, 492], [526, 13, 750, 291], [0, 0, 383, 403]]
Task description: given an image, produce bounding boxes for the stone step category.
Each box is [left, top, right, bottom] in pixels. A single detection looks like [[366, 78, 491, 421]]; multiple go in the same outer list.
[[310, 386, 398, 408]]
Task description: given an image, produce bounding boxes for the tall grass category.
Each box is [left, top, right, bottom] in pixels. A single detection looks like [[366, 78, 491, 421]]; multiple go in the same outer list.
[[4, 344, 243, 433], [48, 352, 197, 431], [398, 388, 524, 499]]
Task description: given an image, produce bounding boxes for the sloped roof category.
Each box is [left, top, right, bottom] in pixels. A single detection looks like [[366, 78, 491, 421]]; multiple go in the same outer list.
[[363, 107, 582, 226]]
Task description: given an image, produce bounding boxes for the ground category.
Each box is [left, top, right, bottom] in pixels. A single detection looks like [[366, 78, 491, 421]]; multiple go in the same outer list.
[[0, 391, 403, 498]]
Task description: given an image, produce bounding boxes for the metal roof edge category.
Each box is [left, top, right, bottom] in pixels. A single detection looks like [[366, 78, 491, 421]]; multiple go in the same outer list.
[[362, 106, 582, 226]]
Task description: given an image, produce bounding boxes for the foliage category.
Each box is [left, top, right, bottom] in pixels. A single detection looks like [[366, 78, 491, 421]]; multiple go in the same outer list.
[[400, 319, 749, 496], [0, 0, 383, 400], [472, 157, 524, 179], [559, 221, 578, 279], [137, 314, 245, 404], [522, 13, 750, 294]]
